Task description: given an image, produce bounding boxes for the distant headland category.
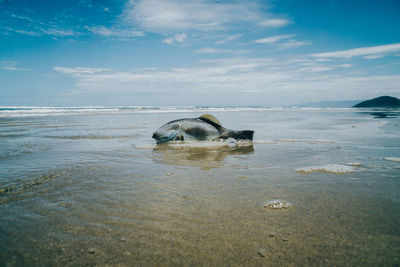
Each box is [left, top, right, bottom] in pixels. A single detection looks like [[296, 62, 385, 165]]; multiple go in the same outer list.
[[353, 96, 400, 108]]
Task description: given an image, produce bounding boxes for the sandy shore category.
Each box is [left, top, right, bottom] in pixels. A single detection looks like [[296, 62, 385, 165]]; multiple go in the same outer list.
[[1, 109, 399, 265]]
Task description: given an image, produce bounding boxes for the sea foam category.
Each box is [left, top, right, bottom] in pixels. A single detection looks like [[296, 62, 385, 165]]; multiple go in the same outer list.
[[264, 200, 292, 209], [296, 164, 355, 174]]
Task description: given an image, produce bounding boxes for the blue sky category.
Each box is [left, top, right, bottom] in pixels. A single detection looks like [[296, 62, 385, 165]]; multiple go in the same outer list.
[[1, 0, 399, 106]]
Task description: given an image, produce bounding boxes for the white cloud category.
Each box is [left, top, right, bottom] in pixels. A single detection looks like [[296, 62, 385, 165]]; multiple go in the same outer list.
[[87, 26, 144, 38], [296, 61, 333, 72], [194, 47, 247, 54], [162, 38, 174, 45], [215, 34, 242, 45], [4, 13, 79, 37], [5, 9, 144, 39], [54, 67, 112, 75], [315, 58, 331, 62], [54, 56, 400, 105], [1, 61, 31, 71], [162, 33, 187, 44], [259, 18, 290, 27], [254, 34, 295, 44], [312, 43, 400, 59], [254, 35, 310, 50], [126, 0, 289, 32], [42, 28, 76, 37], [337, 64, 352, 68], [79, 0, 93, 8], [278, 40, 311, 49], [194, 48, 222, 53], [363, 54, 385, 59], [4, 26, 42, 37], [10, 13, 34, 23], [1, 66, 31, 71]]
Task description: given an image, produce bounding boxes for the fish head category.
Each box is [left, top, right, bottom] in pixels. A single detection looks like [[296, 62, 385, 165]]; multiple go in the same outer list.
[[152, 120, 184, 143]]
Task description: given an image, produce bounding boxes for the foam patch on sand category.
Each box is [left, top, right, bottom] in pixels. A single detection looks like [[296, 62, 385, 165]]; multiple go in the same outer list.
[[383, 157, 400, 162], [296, 164, 355, 174], [264, 200, 292, 209]]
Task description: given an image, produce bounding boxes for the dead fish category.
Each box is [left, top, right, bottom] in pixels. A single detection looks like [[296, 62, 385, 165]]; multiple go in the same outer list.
[[152, 114, 254, 143]]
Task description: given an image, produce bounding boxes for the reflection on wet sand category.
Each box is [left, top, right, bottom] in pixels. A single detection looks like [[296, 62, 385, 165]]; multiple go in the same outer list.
[[369, 111, 398, 118], [357, 110, 399, 118], [152, 143, 254, 169]]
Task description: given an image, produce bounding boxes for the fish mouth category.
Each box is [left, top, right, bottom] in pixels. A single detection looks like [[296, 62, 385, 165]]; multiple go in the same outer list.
[[152, 133, 183, 143], [152, 135, 171, 144], [175, 135, 184, 141], [155, 138, 172, 144]]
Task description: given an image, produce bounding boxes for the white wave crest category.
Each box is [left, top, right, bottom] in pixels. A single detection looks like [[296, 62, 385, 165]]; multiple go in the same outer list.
[[0, 106, 357, 117], [345, 162, 362, 166], [383, 157, 400, 162]]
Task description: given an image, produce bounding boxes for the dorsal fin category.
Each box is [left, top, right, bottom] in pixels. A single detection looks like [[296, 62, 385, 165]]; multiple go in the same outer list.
[[199, 114, 222, 127]]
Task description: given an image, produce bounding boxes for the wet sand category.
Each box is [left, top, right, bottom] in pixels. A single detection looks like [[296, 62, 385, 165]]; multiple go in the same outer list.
[[1, 109, 399, 266]]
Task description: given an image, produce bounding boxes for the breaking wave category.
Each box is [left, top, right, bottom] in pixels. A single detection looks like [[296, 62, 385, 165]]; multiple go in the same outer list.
[[383, 157, 400, 162], [345, 162, 362, 166], [0, 106, 356, 117]]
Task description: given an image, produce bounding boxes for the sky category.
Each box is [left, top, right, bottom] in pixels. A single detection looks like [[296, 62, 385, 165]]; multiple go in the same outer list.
[[1, 0, 400, 107]]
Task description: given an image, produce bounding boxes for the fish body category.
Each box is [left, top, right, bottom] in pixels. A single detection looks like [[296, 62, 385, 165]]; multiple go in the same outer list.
[[152, 114, 254, 143]]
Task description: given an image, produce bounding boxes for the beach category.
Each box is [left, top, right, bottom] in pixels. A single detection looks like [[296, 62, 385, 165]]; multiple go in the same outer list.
[[0, 107, 399, 266]]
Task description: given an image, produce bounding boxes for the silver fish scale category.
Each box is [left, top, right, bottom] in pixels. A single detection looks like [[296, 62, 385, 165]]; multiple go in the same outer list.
[[179, 118, 221, 141]]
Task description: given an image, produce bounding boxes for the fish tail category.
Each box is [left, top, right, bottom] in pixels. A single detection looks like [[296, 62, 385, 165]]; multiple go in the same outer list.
[[222, 130, 254, 140], [235, 130, 254, 141]]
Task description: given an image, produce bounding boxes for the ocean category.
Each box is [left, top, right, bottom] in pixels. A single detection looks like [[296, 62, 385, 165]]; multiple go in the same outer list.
[[0, 106, 399, 266]]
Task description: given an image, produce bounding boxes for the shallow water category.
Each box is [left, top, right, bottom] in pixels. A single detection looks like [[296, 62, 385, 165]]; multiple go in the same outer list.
[[0, 108, 399, 266]]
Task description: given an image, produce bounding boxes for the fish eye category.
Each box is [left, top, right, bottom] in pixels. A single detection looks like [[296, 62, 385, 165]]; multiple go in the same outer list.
[[172, 124, 179, 130]]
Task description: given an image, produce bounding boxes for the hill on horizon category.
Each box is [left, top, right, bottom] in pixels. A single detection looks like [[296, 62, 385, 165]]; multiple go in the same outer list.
[[353, 96, 400, 108]]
